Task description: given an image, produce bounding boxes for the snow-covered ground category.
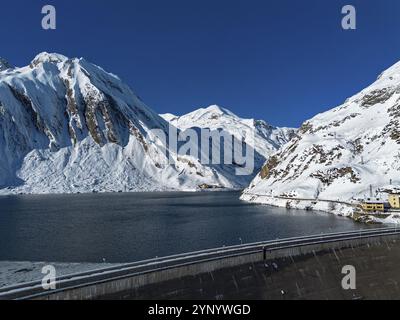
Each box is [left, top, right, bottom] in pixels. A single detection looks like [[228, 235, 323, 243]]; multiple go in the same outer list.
[[240, 193, 355, 216], [242, 60, 400, 224], [0, 261, 118, 288]]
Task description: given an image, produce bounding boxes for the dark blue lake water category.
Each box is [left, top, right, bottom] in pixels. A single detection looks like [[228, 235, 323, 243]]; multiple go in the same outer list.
[[0, 191, 372, 263]]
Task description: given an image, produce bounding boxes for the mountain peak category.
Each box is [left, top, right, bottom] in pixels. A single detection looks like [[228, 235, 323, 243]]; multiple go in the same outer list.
[[203, 105, 232, 115], [192, 105, 240, 119], [161, 113, 177, 120], [31, 52, 68, 67]]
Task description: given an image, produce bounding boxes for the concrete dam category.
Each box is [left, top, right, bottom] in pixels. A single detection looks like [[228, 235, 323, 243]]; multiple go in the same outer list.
[[2, 228, 400, 300]]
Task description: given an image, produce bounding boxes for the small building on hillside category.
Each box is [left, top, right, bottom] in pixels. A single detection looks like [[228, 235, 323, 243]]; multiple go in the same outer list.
[[361, 201, 386, 212], [389, 194, 400, 209]]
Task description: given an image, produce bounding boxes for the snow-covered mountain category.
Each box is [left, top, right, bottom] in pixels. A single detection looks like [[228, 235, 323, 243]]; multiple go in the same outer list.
[[161, 105, 296, 186], [0, 52, 246, 194], [161, 105, 295, 156], [242, 60, 400, 219]]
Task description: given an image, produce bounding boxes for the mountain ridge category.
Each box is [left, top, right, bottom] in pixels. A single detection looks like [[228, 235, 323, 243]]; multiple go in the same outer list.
[[161, 104, 296, 155]]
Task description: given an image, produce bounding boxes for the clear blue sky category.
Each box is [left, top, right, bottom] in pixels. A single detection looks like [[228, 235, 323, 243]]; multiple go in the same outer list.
[[1, 0, 399, 127]]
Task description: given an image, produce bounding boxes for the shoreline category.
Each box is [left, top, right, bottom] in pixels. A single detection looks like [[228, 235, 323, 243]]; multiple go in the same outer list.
[[240, 193, 400, 225], [0, 187, 243, 198], [240, 193, 355, 216]]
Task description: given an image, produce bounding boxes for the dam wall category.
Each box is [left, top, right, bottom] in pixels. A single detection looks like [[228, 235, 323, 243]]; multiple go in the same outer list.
[[29, 230, 400, 300]]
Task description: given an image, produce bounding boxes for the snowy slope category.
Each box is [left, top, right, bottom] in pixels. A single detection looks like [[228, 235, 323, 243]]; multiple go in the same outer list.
[[161, 105, 295, 157], [0, 53, 241, 194], [161, 105, 296, 187], [242, 60, 400, 219]]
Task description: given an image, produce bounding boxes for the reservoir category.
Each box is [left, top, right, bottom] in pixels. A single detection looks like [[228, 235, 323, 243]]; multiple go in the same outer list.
[[0, 191, 373, 263]]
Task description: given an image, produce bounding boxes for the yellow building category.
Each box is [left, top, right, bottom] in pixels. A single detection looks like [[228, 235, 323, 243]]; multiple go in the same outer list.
[[389, 194, 400, 209], [361, 202, 385, 212]]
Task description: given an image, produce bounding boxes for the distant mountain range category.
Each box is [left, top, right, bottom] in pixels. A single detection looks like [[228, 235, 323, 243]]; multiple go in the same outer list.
[[161, 105, 295, 183], [161, 105, 295, 158], [0, 52, 294, 194]]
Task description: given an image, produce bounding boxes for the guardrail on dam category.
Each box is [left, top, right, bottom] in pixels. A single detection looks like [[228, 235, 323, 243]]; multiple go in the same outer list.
[[1, 227, 400, 300]]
